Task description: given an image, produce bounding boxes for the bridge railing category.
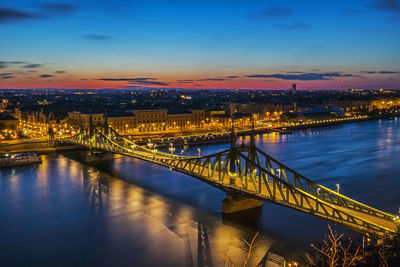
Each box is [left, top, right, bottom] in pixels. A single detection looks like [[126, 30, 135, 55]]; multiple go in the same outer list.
[[169, 147, 396, 236], [61, 127, 398, 236], [227, 149, 395, 236], [106, 127, 196, 160], [251, 147, 397, 222]]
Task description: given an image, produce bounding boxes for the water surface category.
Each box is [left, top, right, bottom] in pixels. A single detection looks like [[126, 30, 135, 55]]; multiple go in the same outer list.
[[1, 119, 399, 266]]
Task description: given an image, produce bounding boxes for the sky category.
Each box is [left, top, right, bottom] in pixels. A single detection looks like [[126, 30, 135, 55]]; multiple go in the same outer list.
[[0, 0, 399, 90]]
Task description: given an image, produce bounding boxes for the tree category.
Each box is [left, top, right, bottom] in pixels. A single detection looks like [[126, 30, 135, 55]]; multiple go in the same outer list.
[[306, 225, 361, 267], [221, 231, 259, 267], [360, 228, 400, 267]]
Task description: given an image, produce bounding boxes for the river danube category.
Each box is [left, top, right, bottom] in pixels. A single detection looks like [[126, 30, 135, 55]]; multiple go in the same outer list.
[[1, 119, 399, 266]]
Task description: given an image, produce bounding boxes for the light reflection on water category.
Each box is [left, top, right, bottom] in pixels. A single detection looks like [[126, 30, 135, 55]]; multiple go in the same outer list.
[[0, 153, 272, 266], [0, 119, 400, 265]]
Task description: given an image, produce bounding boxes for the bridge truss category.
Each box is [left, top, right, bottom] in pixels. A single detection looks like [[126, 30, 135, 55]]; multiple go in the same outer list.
[[61, 123, 399, 238]]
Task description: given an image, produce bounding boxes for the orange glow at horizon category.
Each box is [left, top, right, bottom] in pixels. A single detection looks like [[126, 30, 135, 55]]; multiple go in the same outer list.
[[1, 71, 398, 90]]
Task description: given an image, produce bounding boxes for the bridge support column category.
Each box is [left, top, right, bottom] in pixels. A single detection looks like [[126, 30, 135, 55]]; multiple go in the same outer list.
[[222, 194, 262, 214]]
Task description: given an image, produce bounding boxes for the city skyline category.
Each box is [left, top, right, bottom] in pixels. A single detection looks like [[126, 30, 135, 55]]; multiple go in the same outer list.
[[1, 0, 400, 90]]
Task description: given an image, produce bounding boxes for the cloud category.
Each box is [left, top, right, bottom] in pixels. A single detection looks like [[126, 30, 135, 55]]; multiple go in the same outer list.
[[54, 70, 66, 74], [176, 79, 194, 84], [127, 80, 168, 86], [97, 78, 146, 81], [198, 78, 226, 81], [0, 72, 15, 79], [97, 77, 168, 86], [284, 71, 305, 74], [176, 76, 240, 83], [0, 7, 42, 23], [372, 0, 400, 14], [83, 34, 110, 40], [380, 71, 399, 74], [0, 3, 78, 24], [360, 70, 399, 74], [23, 63, 42, 68], [275, 22, 312, 30], [246, 72, 358, 81], [39, 74, 53, 78], [261, 7, 292, 17], [36, 2, 78, 15], [0, 61, 25, 68]]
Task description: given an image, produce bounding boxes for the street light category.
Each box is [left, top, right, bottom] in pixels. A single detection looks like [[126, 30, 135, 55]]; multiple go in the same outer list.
[[147, 142, 154, 150], [168, 143, 175, 154], [197, 148, 201, 157], [336, 183, 340, 193]]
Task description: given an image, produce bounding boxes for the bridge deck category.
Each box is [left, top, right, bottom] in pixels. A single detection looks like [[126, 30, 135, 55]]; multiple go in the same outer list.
[[183, 163, 398, 234], [111, 148, 398, 234], [62, 130, 399, 236]]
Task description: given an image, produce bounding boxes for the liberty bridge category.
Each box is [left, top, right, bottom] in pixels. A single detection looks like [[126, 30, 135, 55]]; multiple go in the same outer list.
[[59, 115, 400, 238]]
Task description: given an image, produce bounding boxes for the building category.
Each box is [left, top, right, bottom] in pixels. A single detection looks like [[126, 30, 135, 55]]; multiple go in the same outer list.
[[67, 112, 104, 128], [291, 83, 296, 94], [66, 109, 208, 134], [15, 108, 71, 137], [281, 106, 345, 122], [370, 98, 400, 110], [108, 115, 135, 133], [229, 103, 293, 120], [210, 113, 231, 128], [132, 109, 168, 133], [0, 113, 18, 130], [1, 99, 8, 111], [231, 112, 252, 127], [166, 109, 206, 131]]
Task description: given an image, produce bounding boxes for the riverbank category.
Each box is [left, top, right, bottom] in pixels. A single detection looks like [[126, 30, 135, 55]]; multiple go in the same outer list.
[[277, 114, 398, 132], [1, 114, 397, 154], [0, 140, 81, 154], [276, 115, 370, 132]]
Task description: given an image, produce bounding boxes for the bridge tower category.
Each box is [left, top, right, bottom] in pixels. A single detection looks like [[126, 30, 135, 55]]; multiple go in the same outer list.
[[249, 118, 257, 164], [228, 125, 238, 186], [103, 111, 109, 136], [222, 124, 263, 214], [89, 113, 94, 137]]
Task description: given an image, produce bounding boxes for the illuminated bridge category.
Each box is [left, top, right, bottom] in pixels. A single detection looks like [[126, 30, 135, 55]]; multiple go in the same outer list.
[[60, 119, 399, 238]]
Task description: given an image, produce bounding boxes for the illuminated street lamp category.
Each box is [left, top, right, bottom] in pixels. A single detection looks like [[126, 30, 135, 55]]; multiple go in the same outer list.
[[147, 142, 154, 150], [317, 188, 321, 195], [168, 143, 175, 154], [336, 183, 340, 193], [197, 148, 201, 157]]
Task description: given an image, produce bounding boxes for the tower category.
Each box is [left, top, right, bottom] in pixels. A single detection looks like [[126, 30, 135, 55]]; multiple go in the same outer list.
[[291, 83, 297, 94]]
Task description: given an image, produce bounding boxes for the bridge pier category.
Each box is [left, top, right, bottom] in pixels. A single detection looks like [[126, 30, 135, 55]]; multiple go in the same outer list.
[[222, 194, 263, 214]]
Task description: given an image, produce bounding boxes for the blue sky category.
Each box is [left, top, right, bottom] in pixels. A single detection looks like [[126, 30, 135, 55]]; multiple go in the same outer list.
[[0, 0, 399, 89]]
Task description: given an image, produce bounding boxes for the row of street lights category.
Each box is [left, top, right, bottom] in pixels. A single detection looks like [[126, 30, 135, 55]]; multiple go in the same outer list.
[[147, 141, 202, 157]]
